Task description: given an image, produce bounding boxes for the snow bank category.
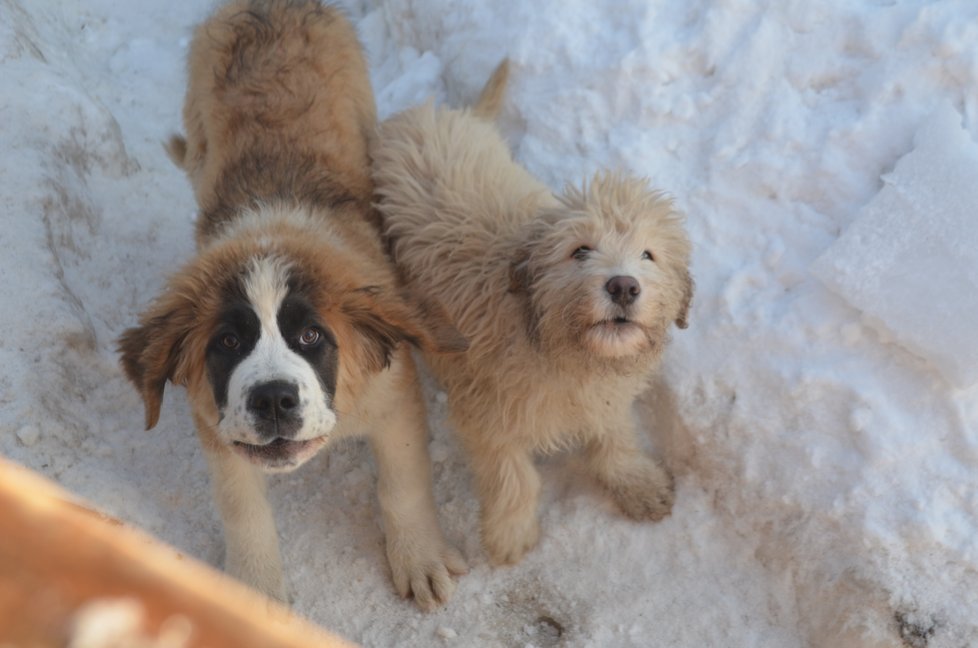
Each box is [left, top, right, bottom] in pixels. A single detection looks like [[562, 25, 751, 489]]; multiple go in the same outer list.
[[813, 102, 978, 389], [2, 0, 978, 647]]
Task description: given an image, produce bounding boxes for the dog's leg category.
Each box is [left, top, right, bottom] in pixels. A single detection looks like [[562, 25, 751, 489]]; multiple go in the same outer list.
[[582, 416, 674, 521], [201, 442, 287, 602], [367, 364, 467, 611], [468, 442, 541, 565]]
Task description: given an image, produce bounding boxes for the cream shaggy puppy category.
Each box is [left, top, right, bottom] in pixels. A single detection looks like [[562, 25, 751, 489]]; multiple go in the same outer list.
[[371, 63, 694, 565]]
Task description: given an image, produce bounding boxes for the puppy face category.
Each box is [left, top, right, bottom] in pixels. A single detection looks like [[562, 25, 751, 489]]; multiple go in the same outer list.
[[206, 256, 337, 471], [119, 225, 467, 473], [511, 173, 693, 359]]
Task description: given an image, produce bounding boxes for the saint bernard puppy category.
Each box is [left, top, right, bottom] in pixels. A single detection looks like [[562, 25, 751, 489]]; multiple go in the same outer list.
[[118, 0, 468, 610]]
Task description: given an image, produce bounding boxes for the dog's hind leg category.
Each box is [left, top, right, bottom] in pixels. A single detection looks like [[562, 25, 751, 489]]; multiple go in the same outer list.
[[468, 441, 541, 565], [582, 418, 674, 522]]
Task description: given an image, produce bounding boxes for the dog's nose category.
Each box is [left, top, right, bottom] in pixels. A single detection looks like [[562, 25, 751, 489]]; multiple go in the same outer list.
[[248, 380, 300, 423], [606, 275, 641, 306]]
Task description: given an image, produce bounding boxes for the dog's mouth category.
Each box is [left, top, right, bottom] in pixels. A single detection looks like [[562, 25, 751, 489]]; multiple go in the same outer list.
[[586, 317, 650, 357], [231, 436, 328, 471], [593, 316, 638, 330]]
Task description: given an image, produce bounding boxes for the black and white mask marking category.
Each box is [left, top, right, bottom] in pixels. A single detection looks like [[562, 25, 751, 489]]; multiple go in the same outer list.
[[206, 257, 338, 471]]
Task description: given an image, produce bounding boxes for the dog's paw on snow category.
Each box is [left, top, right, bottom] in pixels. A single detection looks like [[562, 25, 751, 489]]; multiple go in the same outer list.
[[482, 512, 541, 566], [603, 459, 675, 522], [388, 539, 468, 611]]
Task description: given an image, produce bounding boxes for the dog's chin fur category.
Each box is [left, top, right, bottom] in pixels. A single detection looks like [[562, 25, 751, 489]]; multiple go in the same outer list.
[[583, 320, 653, 357], [532, 296, 659, 360]]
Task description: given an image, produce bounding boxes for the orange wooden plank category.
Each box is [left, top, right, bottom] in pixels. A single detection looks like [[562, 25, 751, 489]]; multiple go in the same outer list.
[[0, 457, 357, 648]]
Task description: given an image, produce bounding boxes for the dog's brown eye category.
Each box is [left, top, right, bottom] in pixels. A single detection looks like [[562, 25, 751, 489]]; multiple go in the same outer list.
[[299, 327, 321, 346], [221, 333, 240, 350], [641, 250, 654, 262], [571, 246, 592, 261]]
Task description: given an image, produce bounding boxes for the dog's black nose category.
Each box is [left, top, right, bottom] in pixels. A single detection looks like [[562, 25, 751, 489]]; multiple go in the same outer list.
[[248, 381, 299, 423], [606, 275, 640, 306]]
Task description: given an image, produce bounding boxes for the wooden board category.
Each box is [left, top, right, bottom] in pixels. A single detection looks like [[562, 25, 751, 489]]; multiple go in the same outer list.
[[0, 457, 358, 648]]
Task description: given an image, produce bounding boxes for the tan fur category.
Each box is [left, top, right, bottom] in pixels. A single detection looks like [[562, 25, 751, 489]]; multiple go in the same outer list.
[[471, 59, 510, 121], [119, 0, 466, 609], [178, 0, 376, 247], [371, 63, 693, 565]]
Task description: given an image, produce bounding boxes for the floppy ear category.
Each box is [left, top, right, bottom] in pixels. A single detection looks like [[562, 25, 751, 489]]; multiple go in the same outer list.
[[117, 300, 193, 430], [343, 286, 468, 372], [675, 269, 694, 329]]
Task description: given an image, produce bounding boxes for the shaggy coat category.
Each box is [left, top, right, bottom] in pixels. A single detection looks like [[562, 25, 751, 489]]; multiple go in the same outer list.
[[372, 62, 693, 565]]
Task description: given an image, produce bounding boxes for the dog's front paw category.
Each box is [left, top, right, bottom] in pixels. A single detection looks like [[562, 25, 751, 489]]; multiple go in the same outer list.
[[387, 535, 468, 611], [606, 459, 675, 522], [482, 510, 541, 566]]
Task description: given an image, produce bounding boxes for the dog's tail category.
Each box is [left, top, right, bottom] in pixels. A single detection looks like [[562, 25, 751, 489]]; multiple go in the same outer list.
[[164, 135, 188, 170], [471, 59, 510, 121]]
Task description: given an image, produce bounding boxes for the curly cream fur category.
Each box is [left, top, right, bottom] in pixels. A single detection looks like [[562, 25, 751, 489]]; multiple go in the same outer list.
[[372, 67, 693, 565]]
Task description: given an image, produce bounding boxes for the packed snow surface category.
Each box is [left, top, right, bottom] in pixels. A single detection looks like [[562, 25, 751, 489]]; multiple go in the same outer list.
[[2, 1, 978, 647]]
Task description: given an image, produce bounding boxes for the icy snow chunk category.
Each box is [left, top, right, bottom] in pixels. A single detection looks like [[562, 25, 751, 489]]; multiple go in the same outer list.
[[16, 425, 40, 447], [812, 103, 978, 388], [435, 626, 457, 640]]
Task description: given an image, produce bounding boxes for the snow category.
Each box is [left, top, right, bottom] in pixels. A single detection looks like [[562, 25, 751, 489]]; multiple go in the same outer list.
[[812, 102, 978, 389], [2, 0, 978, 647]]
